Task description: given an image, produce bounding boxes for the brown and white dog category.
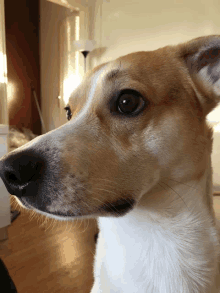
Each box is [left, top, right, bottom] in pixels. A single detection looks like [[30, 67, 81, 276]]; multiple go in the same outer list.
[[1, 35, 220, 292]]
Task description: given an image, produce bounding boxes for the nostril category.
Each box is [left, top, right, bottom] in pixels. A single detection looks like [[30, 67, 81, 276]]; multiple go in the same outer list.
[[3, 161, 42, 191], [5, 171, 20, 184], [4, 169, 30, 191], [6, 175, 30, 191]]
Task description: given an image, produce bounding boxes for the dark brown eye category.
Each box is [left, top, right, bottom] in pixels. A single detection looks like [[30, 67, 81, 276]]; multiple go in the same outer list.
[[64, 106, 72, 120], [117, 90, 145, 115]]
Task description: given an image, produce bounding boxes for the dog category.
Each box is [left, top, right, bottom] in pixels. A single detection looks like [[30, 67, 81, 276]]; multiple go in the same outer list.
[[0, 35, 220, 293]]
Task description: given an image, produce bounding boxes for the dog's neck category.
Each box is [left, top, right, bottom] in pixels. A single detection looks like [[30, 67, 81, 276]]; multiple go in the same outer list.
[[97, 155, 220, 293], [99, 153, 214, 232], [137, 158, 215, 224]]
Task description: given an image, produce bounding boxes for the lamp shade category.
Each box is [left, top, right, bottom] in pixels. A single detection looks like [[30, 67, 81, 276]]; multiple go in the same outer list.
[[73, 39, 96, 52]]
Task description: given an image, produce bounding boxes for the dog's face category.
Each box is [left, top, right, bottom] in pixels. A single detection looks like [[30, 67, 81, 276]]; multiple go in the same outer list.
[[0, 36, 219, 220]]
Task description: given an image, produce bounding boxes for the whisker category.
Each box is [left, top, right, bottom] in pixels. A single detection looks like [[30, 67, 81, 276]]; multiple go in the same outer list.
[[90, 177, 122, 187], [92, 196, 121, 216], [28, 210, 35, 221], [78, 219, 83, 230], [159, 182, 189, 210], [65, 219, 70, 233], [45, 217, 54, 232], [93, 187, 118, 196], [161, 176, 199, 190], [81, 218, 90, 233]]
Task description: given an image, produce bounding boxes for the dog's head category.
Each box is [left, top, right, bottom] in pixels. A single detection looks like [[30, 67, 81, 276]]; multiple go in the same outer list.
[[0, 36, 220, 220]]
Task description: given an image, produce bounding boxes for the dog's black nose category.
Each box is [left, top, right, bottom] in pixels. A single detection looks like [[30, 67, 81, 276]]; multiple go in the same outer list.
[[0, 151, 43, 197]]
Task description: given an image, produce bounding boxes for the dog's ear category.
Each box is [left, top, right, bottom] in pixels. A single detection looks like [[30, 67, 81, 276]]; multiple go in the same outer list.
[[179, 35, 220, 115]]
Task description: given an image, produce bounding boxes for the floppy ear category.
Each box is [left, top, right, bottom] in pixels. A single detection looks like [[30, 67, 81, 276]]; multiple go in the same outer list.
[[179, 35, 220, 115]]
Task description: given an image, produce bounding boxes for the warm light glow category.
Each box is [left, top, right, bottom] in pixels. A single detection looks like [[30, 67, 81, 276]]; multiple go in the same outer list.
[[75, 15, 80, 93], [62, 14, 81, 105], [207, 104, 220, 132], [214, 123, 220, 133], [7, 80, 17, 105], [73, 39, 96, 51], [75, 15, 79, 40], [63, 73, 81, 104], [0, 51, 7, 84], [207, 104, 220, 122]]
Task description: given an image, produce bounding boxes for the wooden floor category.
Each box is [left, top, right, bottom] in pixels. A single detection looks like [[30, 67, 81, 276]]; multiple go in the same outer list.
[[1, 196, 220, 293], [0, 196, 99, 293]]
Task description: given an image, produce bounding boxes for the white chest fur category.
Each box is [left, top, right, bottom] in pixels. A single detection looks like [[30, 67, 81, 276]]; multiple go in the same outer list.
[[91, 179, 220, 293]]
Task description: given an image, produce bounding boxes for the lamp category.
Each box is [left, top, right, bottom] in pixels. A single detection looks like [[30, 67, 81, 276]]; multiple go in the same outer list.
[[73, 39, 96, 74]]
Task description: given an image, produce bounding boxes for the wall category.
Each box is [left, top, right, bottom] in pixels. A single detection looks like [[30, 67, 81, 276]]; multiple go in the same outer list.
[[40, 0, 74, 132], [89, 0, 220, 65], [87, 0, 220, 191]]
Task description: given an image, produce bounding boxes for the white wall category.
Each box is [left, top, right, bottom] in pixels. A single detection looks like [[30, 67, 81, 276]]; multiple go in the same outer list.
[[89, 0, 220, 65]]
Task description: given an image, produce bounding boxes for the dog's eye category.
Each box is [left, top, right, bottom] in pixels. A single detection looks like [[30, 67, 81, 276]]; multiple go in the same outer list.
[[117, 90, 145, 115], [64, 106, 72, 121]]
